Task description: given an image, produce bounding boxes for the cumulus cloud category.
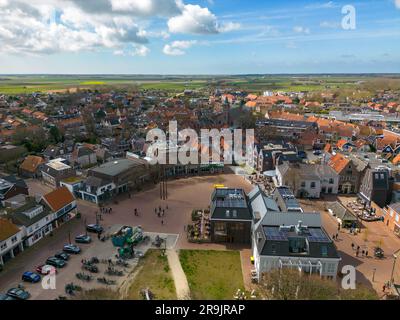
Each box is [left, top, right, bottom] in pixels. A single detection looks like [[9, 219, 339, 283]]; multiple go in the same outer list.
[[168, 4, 219, 34], [0, 0, 234, 56], [163, 40, 197, 56]]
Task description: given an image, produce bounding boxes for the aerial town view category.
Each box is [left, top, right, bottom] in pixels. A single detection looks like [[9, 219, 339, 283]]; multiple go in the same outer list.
[[0, 0, 400, 314]]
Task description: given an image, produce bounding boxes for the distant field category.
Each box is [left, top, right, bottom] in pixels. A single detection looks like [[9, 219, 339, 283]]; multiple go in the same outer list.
[[0, 74, 397, 94]]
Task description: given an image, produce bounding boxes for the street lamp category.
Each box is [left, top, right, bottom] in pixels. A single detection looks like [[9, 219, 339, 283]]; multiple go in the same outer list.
[[390, 249, 400, 287], [372, 268, 376, 282]]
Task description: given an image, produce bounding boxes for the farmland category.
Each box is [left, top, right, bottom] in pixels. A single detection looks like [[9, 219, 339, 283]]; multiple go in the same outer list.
[[0, 74, 399, 95]]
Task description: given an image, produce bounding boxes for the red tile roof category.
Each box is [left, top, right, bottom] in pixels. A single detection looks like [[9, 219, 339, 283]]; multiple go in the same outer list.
[[42, 187, 75, 212]]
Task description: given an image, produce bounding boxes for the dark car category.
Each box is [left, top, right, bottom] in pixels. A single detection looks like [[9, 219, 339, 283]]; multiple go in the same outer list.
[[75, 234, 92, 244], [86, 224, 103, 234], [7, 288, 31, 300], [22, 271, 41, 283], [63, 244, 81, 254], [0, 293, 16, 300], [313, 150, 322, 156], [55, 252, 70, 261], [46, 257, 67, 268]]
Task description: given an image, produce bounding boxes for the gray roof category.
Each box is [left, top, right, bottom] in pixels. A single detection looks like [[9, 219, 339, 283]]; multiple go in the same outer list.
[[211, 188, 252, 221], [260, 211, 322, 227], [254, 212, 340, 259], [326, 202, 357, 221], [8, 200, 52, 227], [388, 202, 400, 213], [90, 158, 147, 177]]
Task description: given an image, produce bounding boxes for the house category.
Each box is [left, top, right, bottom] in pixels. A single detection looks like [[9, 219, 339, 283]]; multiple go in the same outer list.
[[326, 201, 358, 229], [19, 155, 45, 178], [41, 187, 77, 227], [256, 142, 297, 172], [41, 158, 76, 188], [382, 203, 400, 237], [71, 145, 97, 168], [276, 163, 339, 198], [80, 157, 151, 203], [252, 211, 341, 281], [328, 153, 366, 194], [7, 198, 55, 247], [0, 176, 29, 205], [248, 185, 280, 225], [210, 188, 253, 244], [359, 168, 391, 208], [336, 139, 355, 152], [0, 218, 24, 266], [272, 186, 303, 212], [43, 145, 63, 161]]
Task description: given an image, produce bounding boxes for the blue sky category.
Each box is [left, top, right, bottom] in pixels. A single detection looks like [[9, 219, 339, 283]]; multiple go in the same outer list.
[[0, 0, 399, 74]]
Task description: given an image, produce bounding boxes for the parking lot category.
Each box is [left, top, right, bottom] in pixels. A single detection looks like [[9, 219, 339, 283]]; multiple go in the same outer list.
[[0, 173, 252, 300]]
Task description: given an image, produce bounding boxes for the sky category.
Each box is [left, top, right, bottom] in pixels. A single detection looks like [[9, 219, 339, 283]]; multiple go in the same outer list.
[[0, 0, 399, 74]]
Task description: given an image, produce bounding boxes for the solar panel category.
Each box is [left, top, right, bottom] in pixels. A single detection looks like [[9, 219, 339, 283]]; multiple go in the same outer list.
[[308, 228, 331, 243], [264, 227, 288, 241]]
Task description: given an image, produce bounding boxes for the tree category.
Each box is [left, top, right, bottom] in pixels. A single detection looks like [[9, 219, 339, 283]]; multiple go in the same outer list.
[[49, 125, 63, 143], [260, 269, 378, 300]]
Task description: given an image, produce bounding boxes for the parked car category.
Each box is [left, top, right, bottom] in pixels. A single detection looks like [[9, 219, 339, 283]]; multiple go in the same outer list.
[[0, 293, 16, 300], [7, 288, 31, 300], [36, 265, 57, 275], [55, 252, 70, 261], [86, 224, 103, 234], [75, 234, 92, 244], [313, 150, 322, 156], [63, 244, 81, 254], [22, 271, 41, 283], [46, 257, 67, 268]]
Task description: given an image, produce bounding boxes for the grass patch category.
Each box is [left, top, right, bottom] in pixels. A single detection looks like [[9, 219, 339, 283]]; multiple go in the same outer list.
[[179, 250, 244, 300], [126, 249, 176, 300], [75, 288, 120, 300]]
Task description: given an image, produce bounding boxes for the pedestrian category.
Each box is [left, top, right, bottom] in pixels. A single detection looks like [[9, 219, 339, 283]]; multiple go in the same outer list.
[[155, 208, 157, 214], [161, 219, 164, 225], [357, 246, 360, 251], [336, 233, 339, 240], [166, 205, 169, 210], [332, 234, 336, 241], [158, 212, 160, 218], [356, 250, 359, 257], [362, 250, 365, 257], [338, 223, 341, 231], [97, 233, 101, 240], [366, 250, 368, 257], [383, 284, 386, 292], [351, 243, 355, 250]]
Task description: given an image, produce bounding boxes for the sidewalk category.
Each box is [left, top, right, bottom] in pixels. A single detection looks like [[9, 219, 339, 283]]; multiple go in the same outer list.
[[166, 250, 191, 300]]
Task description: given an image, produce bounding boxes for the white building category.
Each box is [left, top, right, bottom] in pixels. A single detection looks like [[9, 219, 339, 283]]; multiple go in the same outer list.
[[0, 218, 24, 266], [252, 212, 341, 281]]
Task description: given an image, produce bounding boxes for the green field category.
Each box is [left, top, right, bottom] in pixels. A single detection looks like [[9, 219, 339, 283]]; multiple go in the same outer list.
[[179, 250, 245, 300], [0, 74, 398, 95]]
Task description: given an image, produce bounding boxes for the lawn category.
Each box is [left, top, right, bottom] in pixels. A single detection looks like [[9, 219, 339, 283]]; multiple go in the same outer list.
[[126, 249, 176, 300], [179, 250, 245, 300]]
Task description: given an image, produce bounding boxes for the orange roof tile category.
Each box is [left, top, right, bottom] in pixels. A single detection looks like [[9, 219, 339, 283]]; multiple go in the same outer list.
[[20, 155, 44, 173], [0, 218, 20, 241], [329, 153, 350, 174], [42, 187, 75, 212]]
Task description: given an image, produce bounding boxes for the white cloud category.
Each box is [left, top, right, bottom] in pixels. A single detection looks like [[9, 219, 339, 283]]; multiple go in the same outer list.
[[0, 0, 223, 56], [132, 44, 150, 56], [293, 26, 310, 34], [163, 40, 196, 56], [168, 4, 219, 34], [396, 0, 400, 9], [320, 21, 340, 28], [217, 22, 241, 33]]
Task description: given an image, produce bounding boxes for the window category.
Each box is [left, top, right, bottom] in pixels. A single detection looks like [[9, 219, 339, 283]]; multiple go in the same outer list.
[[327, 263, 336, 273], [321, 246, 328, 257], [225, 210, 230, 218], [1, 243, 7, 250], [232, 210, 237, 218], [311, 182, 316, 189], [301, 182, 306, 188], [329, 178, 334, 184], [11, 236, 18, 243]]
